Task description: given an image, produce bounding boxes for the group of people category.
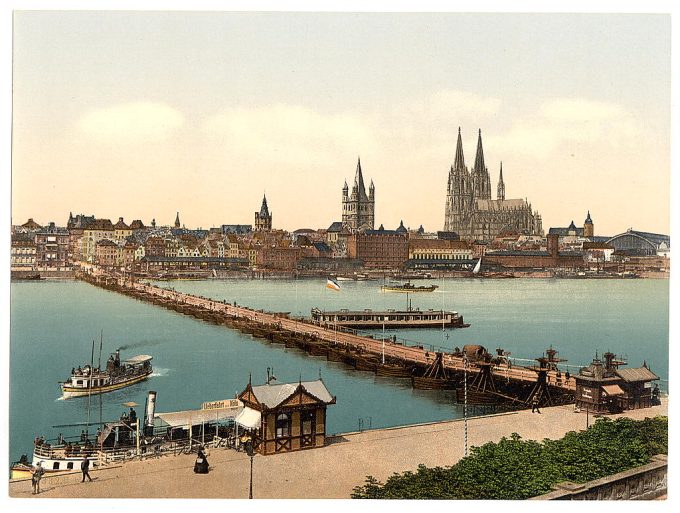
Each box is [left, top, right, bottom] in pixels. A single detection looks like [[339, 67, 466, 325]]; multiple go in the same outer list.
[[31, 456, 92, 495]]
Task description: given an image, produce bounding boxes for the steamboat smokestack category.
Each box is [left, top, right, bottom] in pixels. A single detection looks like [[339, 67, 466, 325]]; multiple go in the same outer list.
[[145, 390, 157, 435]]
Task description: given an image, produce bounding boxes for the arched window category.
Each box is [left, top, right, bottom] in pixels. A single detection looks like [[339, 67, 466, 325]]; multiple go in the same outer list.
[[275, 413, 290, 438]]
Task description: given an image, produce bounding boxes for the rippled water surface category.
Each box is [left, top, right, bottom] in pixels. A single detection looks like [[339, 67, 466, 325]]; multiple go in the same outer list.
[[10, 277, 668, 462]]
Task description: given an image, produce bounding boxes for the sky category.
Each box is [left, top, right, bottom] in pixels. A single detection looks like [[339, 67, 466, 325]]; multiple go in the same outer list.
[[11, 10, 671, 236]]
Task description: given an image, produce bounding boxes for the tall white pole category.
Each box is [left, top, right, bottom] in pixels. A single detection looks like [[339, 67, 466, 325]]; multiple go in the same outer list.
[[382, 319, 385, 364], [464, 355, 469, 457]]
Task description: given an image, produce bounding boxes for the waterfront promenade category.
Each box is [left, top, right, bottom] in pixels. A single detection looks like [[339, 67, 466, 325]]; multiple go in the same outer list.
[[10, 399, 666, 499]]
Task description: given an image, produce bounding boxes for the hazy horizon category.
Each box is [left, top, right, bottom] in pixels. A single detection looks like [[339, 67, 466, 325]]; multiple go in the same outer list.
[[11, 12, 671, 236]]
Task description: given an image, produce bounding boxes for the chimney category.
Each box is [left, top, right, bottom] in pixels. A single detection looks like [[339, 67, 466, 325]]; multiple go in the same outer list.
[[145, 391, 157, 435], [547, 233, 559, 258]]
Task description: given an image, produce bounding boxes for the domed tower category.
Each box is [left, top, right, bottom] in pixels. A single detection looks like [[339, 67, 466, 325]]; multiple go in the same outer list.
[[583, 211, 594, 238]]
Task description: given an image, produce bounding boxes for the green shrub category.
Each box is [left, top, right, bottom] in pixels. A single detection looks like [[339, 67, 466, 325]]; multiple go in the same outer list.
[[351, 416, 667, 499]]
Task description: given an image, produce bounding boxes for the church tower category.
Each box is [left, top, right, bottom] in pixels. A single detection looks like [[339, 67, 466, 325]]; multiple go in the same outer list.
[[255, 194, 272, 231], [444, 128, 472, 232], [174, 212, 181, 228], [583, 211, 594, 238], [497, 162, 505, 201], [342, 157, 375, 232]]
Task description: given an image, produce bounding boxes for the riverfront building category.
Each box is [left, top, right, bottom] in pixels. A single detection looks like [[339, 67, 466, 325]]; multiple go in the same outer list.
[[444, 129, 543, 241], [35, 222, 70, 270], [574, 352, 659, 413], [347, 225, 409, 269], [342, 158, 375, 233], [483, 233, 585, 269], [10, 232, 36, 270], [238, 379, 336, 455]]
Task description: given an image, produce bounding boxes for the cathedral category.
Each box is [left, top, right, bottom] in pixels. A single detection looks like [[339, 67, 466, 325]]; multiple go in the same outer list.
[[342, 158, 375, 232], [444, 128, 543, 241]]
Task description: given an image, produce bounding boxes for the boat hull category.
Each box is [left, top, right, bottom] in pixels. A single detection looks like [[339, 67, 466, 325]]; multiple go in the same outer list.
[[412, 376, 458, 390], [376, 364, 413, 378], [60, 369, 153, 398]]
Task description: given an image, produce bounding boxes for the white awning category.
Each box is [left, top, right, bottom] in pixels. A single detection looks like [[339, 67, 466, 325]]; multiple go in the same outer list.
[[601, 384, 625, 397], [235, 407, 261, 429], [123, 355, 153, 365], [156, 406, 241, 428]]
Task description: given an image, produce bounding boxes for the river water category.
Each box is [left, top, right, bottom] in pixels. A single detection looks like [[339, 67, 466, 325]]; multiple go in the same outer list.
[[9, 277, 668, 463]]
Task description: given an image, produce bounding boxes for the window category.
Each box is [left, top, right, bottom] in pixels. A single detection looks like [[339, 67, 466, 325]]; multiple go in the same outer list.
[[67, 462, 74, 470], [302, 411, 315, 435], [275, 413, 290, 438], [53, 462, 60, 470]]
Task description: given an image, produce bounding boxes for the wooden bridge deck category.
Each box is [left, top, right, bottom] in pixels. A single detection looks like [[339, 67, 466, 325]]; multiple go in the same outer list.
[[92, 270, 576, 392]]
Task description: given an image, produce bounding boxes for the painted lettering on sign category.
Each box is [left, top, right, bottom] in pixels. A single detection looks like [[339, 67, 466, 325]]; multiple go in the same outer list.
[[201, 399, 241, 410]]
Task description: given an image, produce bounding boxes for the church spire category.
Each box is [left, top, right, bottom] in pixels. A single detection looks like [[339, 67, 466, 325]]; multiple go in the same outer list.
[[354, 156, 368, 201], [497, 162, 505, 201], [174, 212, 180, 228], [259, 193, 269, 217], [454, 127, 465, 171], [474, 129, 486, 176]]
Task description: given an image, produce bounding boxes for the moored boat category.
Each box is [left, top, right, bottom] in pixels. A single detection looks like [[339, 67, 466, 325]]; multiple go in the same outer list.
[[60, 349, 153, 398], [381, 282, 438, 293], [12, 391, 242, 477], [311, 307, 468, 329]]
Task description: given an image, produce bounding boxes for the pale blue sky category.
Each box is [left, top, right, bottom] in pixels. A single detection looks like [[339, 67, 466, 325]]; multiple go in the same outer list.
[[12, 11, 671, 235]]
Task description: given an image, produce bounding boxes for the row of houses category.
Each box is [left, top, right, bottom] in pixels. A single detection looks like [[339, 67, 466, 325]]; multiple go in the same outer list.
[[11, 214, 670, 273]]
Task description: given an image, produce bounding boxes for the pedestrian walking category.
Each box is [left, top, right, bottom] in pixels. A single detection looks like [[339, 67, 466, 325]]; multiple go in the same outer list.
[[31, 461, 45, 494], [81, 456, 92, 482], [531, 397, 541, 414]]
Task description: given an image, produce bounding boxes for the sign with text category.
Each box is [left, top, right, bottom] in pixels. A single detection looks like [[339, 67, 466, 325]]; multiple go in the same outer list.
[[201, 398, 241, 410]]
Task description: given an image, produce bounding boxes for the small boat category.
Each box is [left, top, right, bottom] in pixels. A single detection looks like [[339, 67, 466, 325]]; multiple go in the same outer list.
[[60, 349, 153, 399], [381, 282, 438, 293], [335, 273, 374, 281]]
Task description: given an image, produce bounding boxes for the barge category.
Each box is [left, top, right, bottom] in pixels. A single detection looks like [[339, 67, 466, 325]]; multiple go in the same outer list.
[[311, 307, 469, 329]]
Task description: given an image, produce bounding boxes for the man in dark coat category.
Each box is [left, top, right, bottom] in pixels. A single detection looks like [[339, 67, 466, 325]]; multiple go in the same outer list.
[[81, 456, 92, 482]]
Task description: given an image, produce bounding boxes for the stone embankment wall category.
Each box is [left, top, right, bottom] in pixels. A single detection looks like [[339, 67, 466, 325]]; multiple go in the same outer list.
[[532, 454, 667, 500]]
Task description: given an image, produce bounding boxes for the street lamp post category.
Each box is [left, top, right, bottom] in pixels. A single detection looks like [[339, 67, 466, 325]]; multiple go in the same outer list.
[[245, 440, 254, 499]]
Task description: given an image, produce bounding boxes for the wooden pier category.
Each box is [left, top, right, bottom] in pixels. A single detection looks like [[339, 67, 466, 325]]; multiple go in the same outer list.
[[80, 268, 577, 408]]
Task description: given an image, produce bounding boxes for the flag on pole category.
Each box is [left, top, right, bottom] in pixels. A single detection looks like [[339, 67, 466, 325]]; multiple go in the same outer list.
[[326, 277, 341, 291]]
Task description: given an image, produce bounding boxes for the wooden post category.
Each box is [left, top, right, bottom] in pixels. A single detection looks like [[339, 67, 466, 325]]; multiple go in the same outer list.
[[136, 418, 140, 459]]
